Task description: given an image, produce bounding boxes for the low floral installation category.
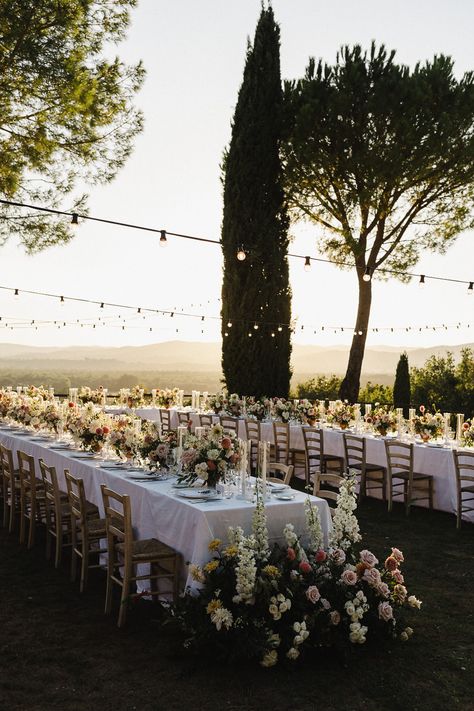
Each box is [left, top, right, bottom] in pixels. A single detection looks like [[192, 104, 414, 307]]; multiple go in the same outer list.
[[365, 406, 397, 436], [175, 478, 421, 666], [178, 424, 241, 487], [413, 406, 444, 441]]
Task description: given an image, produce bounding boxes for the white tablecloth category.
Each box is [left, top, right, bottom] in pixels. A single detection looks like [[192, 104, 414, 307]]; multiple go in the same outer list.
[[0, 429, 332, 588]]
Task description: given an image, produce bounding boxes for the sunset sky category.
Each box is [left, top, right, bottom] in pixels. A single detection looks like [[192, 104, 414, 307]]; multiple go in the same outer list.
[[1, 0, 474, 350]]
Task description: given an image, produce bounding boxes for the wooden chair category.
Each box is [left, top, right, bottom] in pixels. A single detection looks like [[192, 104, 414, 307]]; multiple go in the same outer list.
[[160, 409, 171, 433], [452, 450, 474, 529], [273, 422, 290, 465], [220, 415, 239, 435], [101, 484, 180, 628], [17, 450, 46, 548], [384, 441, 434, 514], [302, 427, 345, 486], [177, 412, 190, 426], [65, 470, 107, 592], [0, 443, 21, 532], [199, 414, 213, 427], [313, 472, 344, 515], [343, 433, 387, 501], [39, 459, 97, 568], [245, 419, 261, 473], [267, 463, 294, 486]]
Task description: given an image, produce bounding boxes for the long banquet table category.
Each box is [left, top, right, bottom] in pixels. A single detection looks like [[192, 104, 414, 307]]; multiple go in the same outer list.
[[0, 428, 333, 589], [107, 406, 473, 524]]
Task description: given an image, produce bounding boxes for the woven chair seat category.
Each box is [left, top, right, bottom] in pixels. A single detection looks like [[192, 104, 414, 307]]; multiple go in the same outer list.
[[393, 470, 433, 481], [116, 537, 176, 561], [87, 517, 107, 536], [59, 499, 98, 517], [350, 461, 386, 472]]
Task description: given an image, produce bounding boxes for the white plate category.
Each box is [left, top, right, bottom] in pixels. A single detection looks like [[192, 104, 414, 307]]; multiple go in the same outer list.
[[69, 453, 95, 459], [268, 483, 289, 492], [176, 489, 222, 501], [273, 492, 296, 501], [427, 442, 443, 448], [127, 473, 162, 481]]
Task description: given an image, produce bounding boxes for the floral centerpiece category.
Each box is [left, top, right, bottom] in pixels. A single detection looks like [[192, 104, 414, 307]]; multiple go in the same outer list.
[[41, 402, 64, 434], [0, 390, 17, 420], [24, 385, 54, 401], [327, 401, 355, 429], [226, 393, 243, 417], [178, 424, 241, 488], [156, 387, 179, 408], [68, 405, 111, 452], [461, 420, 474, 447], [8, 396, 45, 429], [413, 407, 444, 442], [127, 386, 145, 409], [78, 386, 106, 405], [272, 398, 296, 423], [207, 391, 228, 414], [297, 399, 318, 426], [140, 423, 178, 468], [108, 416, 144, 460], [246, 397, 267, 421], [365, 407, 397, 436], [176, 477, 421, 666]]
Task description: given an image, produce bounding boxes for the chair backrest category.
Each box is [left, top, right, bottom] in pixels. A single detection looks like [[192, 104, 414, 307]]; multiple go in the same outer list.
[[384, 440, 413, 478], [453, 450, 474, 491], [220, 415, 239, 435], [177, 412, 190, 425], [245, 419, 261, 441], [100, 484, 133, 553], [343, 434, 365, 470], [0, 443, 15, 483], [39, 458, 62, 510], [17, 450, 37, 494], [199, 414, 213, 427], [303, 427, 325, 474], [160, 409, 171, 433], [313, 472, 344, 505], [273, 421, 289, 464], [65, 470, 87, 524], [267, 462, 293, 486]]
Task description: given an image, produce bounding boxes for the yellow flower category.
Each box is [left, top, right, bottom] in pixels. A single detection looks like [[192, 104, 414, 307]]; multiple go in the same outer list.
[[189, 564, 205, 583], [204, 560, 219, 573], [223, 545, 238, 558], [262, 565, 281, 578], [206, 598, 223, 615], [208, 538, 222, 552]]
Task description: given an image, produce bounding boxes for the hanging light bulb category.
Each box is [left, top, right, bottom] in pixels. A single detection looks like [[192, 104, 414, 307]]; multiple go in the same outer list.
[[419, 274, 426, 286], [362, 267, 372, 282], [159, 230, 167, 247], [468, 282, 473, 295], [236, 246, 246, 261], [227, 321, 232, 328], [277, 325, 282, 332], [14, 288, 19, 298], [60, 296, 65, 306], [253, 323, 259, 330], [71, 213, 79, 228], [304, 256, 311, 272]]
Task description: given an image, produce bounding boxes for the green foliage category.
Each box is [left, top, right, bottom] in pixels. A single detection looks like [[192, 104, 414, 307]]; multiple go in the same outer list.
[[410, 348, 474, 416], [295, 374, 342, 400], [358, 381, 393, 406], [393, 353, 411, 415], [0, 0, 144, 251], [283, 43, 474, 400], [220, 7, 291, 397]]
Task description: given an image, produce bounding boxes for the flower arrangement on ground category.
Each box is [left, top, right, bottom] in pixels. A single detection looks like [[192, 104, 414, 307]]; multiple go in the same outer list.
[[175, 477, 421, 666], [156, 388, 179, 408], [327, 401, 355, 429], [178, 424, 241, 487], [413, 407, 444, 441], [365, 407, 397, 436]]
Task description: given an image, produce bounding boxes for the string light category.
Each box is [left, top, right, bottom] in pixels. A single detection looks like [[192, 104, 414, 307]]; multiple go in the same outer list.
[[419, 274, 426, 286], [60, 296, 65, 305], [71, 213, 79, 228], [362, 267, 372, 282], [159, 230, 167, 247], [304, 256, 311, 271], [469, 282, 473, 295], [14, 288, 19, 297], [236, 247, 246, 261]]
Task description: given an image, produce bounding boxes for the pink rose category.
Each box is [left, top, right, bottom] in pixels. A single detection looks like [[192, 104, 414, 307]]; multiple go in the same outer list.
[[181, 449, 198, 466], [359, 550, 379, 567], [391, 548, 404, 564], [392, 570, 404, 584], [331, 549, 346, 566], [341, 569, 358, 586], [102, 426, 110, 435], [315, 549, 327, 563], [299, 561, 312, 575], [378, 601, 394, 622], [330, 610, 341, 625], [96, 427, 103, 435], [384, 556, 398, 572], [321, 598, 331, 610], [305, 585, 320, 604], [393, 584, 407, 603], [287, 547, 296, 561], [377, 582, 390, 598], [363, 568, 382, 587], [221, 436, 232, 450]]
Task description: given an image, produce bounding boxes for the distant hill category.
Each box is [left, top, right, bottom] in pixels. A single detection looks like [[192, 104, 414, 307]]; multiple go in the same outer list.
[[0, 340, 471, 384]]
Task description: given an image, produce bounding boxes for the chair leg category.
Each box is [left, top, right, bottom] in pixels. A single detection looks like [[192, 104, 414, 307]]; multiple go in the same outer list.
[[387, 477, 393, 512], [80, 531, 89, 593], [104, 541, 114, 615], [428, 480, 434, 510], [19, 493, 26, 544], [27, 498, 36, 549], [54, 515, 62, 568], [118, 563, 132, 628], [70, 522, 78, 583]]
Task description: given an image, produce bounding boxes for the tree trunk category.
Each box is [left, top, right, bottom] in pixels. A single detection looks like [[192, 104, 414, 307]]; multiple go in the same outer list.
[[339, 275, 372, 402]]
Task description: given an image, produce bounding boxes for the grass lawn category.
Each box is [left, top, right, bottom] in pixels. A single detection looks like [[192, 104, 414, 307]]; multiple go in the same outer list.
[[0, 498, 473, 711]]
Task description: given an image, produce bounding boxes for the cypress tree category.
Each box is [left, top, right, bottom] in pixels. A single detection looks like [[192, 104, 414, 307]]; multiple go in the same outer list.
[[221, 6, 291, 397], [393, 352, 411, 416]]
